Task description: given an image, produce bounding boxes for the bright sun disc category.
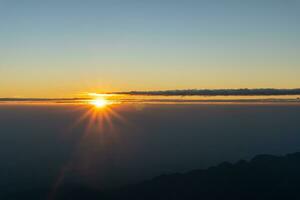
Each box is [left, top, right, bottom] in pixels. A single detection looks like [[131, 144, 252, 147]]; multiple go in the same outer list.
[[90, 99, 108, 108]]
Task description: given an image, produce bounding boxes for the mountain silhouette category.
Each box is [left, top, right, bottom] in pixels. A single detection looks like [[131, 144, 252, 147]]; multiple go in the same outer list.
[[52, 152, 300, 200]]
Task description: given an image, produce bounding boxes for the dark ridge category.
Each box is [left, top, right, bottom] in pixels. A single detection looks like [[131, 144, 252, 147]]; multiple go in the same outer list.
[[114, 88, 300, 96], [56, 152, 300, 199], [5, 152, 300, 199]]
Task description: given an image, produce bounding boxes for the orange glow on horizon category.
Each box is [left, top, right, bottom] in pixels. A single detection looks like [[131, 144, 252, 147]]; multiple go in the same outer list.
[[89, 98, 108, 108], [65, 95, 126, 138]]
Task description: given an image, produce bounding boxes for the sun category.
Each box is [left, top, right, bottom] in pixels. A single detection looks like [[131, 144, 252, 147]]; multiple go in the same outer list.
[[89, 98, 108, 108]]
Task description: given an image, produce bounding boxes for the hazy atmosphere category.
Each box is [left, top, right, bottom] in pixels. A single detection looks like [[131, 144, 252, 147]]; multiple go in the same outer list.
[[1, 1, 300, 200], [2, 103, 300, 194]]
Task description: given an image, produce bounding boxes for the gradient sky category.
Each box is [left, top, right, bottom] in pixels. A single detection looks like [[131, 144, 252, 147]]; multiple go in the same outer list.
[[1, 0, 299, 97]]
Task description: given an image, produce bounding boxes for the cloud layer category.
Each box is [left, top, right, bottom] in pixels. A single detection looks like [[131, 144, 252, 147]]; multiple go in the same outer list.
[[115, 88, 300, 96]]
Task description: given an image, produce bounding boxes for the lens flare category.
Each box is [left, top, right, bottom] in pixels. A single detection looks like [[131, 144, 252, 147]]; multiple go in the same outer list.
[[51, 94, 128, 198]]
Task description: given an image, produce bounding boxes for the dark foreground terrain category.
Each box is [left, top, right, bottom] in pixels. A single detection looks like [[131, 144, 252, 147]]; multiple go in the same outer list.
[[11, 152, 300, 200]]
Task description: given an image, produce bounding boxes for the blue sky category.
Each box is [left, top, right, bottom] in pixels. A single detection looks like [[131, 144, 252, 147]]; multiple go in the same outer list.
[[0, 0, 299, 97]]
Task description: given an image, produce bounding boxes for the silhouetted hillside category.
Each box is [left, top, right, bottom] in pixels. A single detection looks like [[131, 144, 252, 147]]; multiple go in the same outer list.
[[53, 152, 300, 200], [6, 152, 300, 200]]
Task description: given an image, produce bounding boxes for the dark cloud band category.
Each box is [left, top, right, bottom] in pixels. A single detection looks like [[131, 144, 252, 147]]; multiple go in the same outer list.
[[114, 88, 300, 96]]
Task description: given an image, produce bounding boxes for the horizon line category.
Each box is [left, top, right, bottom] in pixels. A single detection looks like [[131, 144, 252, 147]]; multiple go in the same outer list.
[[1, 88, 300, 99]]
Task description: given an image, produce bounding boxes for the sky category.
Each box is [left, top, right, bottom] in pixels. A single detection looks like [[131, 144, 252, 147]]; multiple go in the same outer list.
[[0, 0, 299, 97]]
